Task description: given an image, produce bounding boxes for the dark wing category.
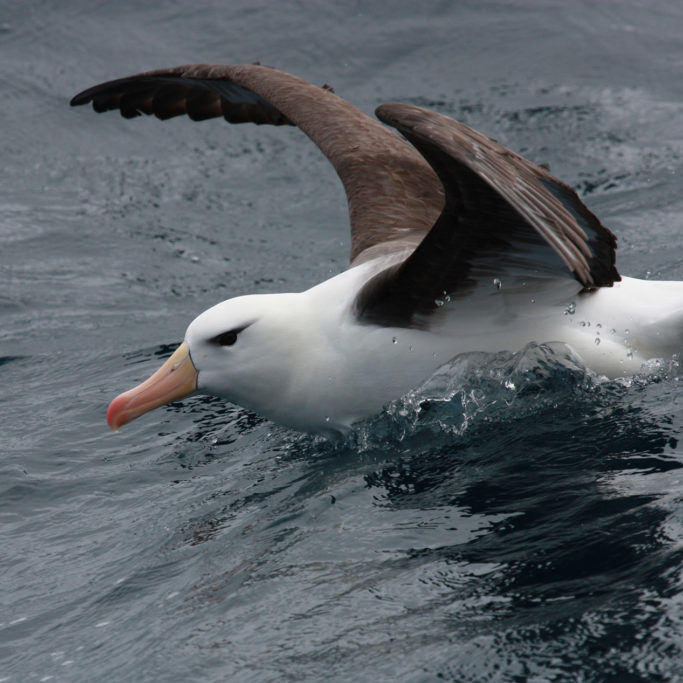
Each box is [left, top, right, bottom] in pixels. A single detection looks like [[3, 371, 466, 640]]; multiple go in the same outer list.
[[70, 63, 444, 264], [354, 103, 620, 328]]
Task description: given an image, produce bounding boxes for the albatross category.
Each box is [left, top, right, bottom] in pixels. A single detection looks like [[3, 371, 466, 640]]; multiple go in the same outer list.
[[71, 63, 683, 437]]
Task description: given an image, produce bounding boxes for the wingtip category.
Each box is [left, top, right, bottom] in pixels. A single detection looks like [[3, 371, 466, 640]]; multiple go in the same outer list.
[[70, 89, 94, 107]]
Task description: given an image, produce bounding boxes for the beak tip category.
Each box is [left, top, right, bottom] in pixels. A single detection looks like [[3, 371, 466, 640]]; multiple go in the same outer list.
[[107, 393, 130, 431]]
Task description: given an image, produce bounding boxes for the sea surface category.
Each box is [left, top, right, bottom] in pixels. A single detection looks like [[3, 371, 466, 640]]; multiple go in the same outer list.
[[3, 1, 683, 680]]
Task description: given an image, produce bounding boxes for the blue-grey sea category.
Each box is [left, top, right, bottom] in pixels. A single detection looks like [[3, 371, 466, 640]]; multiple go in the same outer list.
[[3, 1, 683, 680]]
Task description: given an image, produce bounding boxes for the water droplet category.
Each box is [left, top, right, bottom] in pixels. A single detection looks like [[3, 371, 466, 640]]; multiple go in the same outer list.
[[564, 302, 576, 315], [530, 298, 536, 304], [325, 416, 330, 423], [434, 298, 445, 307], [594, 337, 601, 346], [627, 350, 634, 359], [392, 336, 398, 344], [625, 329, 630, 335], [493, 278, 502, 290], [409, 345, 414, 352], [596, 323, 602, 329]]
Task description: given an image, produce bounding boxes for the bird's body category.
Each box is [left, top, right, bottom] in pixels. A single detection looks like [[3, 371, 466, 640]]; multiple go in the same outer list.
[[187, 267, 682, 436], [70, 64, 682, 436]]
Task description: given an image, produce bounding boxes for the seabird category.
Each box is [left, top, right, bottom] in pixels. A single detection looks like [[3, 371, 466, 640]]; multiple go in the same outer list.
[[70, 64, 683, 437]]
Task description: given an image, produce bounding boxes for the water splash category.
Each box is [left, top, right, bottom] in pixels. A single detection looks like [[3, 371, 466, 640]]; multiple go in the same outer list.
[[344, 343, 682, 452]]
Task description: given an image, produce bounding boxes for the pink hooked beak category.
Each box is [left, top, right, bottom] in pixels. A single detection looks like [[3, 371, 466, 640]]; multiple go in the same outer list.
[[106, 341, 198, 430]]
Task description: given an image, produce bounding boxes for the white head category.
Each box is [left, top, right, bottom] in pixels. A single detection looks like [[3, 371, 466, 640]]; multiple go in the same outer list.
[[187, 294, 304, 407], [106, 292, 312, 430]]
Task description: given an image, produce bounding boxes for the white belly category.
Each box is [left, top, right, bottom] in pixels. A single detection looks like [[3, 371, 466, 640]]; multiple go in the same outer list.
[[289, 275, 683, 434]]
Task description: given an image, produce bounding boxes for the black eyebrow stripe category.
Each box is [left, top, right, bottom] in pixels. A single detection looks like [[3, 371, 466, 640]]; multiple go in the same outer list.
[[208, 322, 253, 345]]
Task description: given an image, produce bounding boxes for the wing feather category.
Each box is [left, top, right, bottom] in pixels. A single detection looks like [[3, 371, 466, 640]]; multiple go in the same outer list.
[[71, 64, 444, 262], [353, 104, 620, 328]]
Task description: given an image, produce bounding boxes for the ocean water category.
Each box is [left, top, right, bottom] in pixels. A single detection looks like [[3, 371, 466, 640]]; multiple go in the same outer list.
[[2, 1, 683, 680]]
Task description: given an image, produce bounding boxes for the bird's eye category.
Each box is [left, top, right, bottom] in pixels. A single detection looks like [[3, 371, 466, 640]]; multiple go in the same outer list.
[[208, 322, 253, 347], [210, 330, 239, 346]]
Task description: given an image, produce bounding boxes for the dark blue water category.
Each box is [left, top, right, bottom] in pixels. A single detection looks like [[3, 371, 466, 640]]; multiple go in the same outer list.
[[3, 1, 683, 680]]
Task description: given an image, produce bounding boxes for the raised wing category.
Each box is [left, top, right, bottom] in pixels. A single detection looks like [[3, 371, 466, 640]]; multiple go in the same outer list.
[[354, 103, 620, 328], [70, 63, 444, 264]]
